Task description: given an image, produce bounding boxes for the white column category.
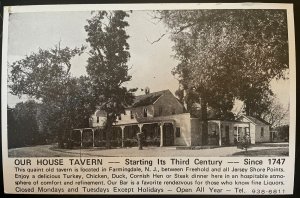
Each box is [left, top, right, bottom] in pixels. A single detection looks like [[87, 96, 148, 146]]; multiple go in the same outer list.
[[160, 123, 164, 147], [138, 124, 143, 133], [218, 122, 222, 146], [121, 126, 125, 148], [137, 124, 143, 150]]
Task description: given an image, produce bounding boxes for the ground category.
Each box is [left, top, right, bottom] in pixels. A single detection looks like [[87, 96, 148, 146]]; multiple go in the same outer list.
[[8, 142, 288, 157]]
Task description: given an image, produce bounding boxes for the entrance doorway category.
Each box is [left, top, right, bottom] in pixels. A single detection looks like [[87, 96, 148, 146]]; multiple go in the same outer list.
[[163, 123, 174, 146]]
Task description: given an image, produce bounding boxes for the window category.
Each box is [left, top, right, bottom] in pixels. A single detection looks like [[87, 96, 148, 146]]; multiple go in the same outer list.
[[172, 108, 176, 115], [176, 127, 181, 137], [238, 127, 242, 133], [130, 111, 134, 119], [143, 108, 148, 117], [261, 127, 264, 137], [211, 124, 217, 136], [245, 127, 250, 133], [97, 116, 99, 123], [238, 127, 242, 138], [118, 114, 121, 120]]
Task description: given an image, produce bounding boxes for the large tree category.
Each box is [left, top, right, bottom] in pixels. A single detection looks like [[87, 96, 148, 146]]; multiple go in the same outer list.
[[159, 10, 288, 144], [85, 11, 136, 148], [38, 76, 96, 144], [261, 97, 289, 128], [8, 101, 39, 148], [9, 45, 85, 100], [9, 44, 87, 147]]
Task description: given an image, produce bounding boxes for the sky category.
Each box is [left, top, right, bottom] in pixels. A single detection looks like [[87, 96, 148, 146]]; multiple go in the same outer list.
[[6, 10, 289, 112]]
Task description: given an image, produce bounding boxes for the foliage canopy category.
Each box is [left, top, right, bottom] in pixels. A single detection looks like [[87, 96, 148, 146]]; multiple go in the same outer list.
[[85, 11, 136, 148], [159, 10, 288, 117]]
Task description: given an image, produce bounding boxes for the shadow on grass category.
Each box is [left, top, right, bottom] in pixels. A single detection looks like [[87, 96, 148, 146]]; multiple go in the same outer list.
[[232, 148, 289, 156]]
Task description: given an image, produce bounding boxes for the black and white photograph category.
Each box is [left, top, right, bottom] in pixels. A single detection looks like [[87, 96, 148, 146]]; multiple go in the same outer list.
[[4, 6, 292, 158], [1, 3, 296, 195]]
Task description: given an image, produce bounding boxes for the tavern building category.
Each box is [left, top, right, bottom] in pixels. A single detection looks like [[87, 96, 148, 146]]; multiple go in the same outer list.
[[71, 89, 271, 147]]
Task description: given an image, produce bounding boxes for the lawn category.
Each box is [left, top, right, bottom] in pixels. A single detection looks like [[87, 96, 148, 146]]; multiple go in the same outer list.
[[232, 148, 289, 156]]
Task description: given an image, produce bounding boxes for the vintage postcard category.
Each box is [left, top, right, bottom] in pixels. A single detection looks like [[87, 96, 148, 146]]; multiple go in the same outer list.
[[1, 3, 296, 195]]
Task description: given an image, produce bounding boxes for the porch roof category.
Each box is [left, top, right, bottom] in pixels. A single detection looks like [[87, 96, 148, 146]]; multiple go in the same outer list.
[[113, 116, 176, 127], [73, 128, 94, 131], [208, 119, 249, 124]]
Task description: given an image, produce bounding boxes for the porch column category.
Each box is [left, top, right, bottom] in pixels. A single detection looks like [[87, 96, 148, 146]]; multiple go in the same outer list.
[[137, 124, 143, 150], [120, 126, 125, 148], [138, 124, 143, 133], [80, 129, 83, 147], [218, 122, 222, 146], [92, 129, 95, 147], [160, 122, 164, 147]]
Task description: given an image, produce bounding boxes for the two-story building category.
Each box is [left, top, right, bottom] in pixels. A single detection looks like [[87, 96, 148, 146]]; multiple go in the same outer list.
[[89, 89, 192, 147], [71, 89, 271, 148]]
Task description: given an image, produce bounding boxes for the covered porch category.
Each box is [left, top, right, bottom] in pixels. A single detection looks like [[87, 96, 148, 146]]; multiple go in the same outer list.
[[70, 120, 177, 148]]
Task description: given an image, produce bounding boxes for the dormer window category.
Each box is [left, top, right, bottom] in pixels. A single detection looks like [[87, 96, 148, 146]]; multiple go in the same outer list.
[[143, 108, 148, 117]]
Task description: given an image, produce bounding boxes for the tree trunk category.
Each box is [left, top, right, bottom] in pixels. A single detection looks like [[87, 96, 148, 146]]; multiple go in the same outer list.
[[201, 97, 208, 145], [245, 100, 250, 116], [58, 131, 64, 148], [106, 113, 112, 149]]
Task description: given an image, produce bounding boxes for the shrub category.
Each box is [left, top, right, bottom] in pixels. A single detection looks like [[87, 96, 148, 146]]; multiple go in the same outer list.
[[124, 139, 138, 147], [95, 140, 106, 147], [143, 137, 160, 147], [237, 135, 251, 152], [111, 139, 122, 147]]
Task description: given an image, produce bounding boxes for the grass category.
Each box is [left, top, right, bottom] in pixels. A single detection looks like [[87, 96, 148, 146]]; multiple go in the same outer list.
[[232, 148, 289, 156]]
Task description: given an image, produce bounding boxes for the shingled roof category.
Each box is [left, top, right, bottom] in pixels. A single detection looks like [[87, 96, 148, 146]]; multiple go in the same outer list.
[[130, 90, 170, 108], [240, 115, 270, 125]]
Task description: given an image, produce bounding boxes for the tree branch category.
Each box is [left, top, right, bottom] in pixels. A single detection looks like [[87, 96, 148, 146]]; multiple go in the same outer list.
[[173, 21, 198, 34], [146, 11, 163, 25], [146, 33, 166, 44], [146, 21, 198, 45]]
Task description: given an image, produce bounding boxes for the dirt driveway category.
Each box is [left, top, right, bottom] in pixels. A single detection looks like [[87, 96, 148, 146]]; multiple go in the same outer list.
[[8, 143, 288, 157]]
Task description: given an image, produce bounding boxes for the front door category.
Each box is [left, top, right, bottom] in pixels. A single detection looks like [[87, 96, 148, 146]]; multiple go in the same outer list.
[[163, 123, 174, 146]]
